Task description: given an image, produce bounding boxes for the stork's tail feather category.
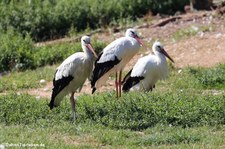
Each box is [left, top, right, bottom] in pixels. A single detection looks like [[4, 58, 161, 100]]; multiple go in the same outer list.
[[49, 90, 58, 110], [49, 75, 74, 109], [48, 102, 56, 110], [92, 87, 96, 94], [122, 76, 144, 92], [121, 68, 133, 84]]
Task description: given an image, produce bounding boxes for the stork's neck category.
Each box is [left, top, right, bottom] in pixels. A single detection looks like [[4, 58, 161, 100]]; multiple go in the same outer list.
[[154, 51, 167, 64], [127, 36, 141, 48], [82, 45, 95, 60]]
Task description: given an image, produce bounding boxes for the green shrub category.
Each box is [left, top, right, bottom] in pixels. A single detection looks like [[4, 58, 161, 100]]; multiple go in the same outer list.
[[0, 0, 189, 41], [0, 28, 106, 72], [188, 64, 225, 89], [0, 1, 58, 41], [0, 29, 35, 71]]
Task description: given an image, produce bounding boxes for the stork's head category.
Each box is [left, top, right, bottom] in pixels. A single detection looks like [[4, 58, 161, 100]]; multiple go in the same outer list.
[[125, 28, 138, 37], [153, 41, 174, 63], [125, 28, 145, 47], [81, 36, 97, 58]]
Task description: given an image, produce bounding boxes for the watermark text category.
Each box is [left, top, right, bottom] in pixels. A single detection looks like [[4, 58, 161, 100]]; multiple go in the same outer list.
[[0, 143, 45, 148]]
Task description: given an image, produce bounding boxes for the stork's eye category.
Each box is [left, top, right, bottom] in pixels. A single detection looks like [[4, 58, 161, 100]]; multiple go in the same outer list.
[[131, 31, 135, 34], [157, 46, 162, 50], [83, 39, 86, 43]]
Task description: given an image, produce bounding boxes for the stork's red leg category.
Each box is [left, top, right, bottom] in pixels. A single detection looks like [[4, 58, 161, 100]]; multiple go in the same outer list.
[[119, 70, 122, 97], [115, 72, 118, 98]]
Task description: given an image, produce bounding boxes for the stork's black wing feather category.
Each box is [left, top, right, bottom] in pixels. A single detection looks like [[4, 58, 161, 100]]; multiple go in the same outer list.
[[49, 71, 74, 109], [90, 53, 120, 93], [122, 76, 144, 92]]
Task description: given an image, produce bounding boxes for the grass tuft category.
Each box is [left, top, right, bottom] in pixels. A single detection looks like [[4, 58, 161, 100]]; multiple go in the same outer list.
[[172, 25, 213, 41]]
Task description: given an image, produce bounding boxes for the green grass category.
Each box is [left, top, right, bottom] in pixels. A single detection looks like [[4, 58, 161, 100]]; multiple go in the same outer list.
[[1, 92, 224, 128], [0, 63, 225, 148], [158, 63, 225, 91], [188, 64, 225, 89], [1, 123, 225, 148], [172, 25, 213, 41], [0, 66, 56, 92], [0, 93, 225, 148]]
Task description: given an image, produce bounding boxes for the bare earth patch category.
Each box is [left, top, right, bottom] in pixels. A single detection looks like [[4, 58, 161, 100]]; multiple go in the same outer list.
[[20, 11, 225, 99], [167, 32, 225, 68]]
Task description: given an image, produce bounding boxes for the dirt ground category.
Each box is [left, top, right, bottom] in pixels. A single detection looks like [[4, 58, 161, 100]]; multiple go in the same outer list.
[[22, 11, 225, 98]]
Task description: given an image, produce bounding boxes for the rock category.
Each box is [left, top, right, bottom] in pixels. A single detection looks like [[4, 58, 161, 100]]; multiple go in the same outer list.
[[199, 31, 204, 38], [43, 88, 48, 92], [215, 33, 222, 39], [191, 25, 199, 31], [36, 96, 41, 99], [40, 79, 46, 84], [178, 69, 182, 74]]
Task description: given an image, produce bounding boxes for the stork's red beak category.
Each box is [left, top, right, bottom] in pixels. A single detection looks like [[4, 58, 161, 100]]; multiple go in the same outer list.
[[87, 44, 98, 58], [134, 35, 147, 49], [161, 48, 174, 63]]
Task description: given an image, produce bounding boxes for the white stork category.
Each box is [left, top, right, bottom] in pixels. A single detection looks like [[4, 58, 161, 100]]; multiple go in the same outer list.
[[49, 36, 97, 120], [122, 41, 174, 92], [90, 28, 144, 97]]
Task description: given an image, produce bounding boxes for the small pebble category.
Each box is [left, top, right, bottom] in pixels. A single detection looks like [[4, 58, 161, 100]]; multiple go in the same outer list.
[[43, 88, 48, 92], [215, 33, 222, 39], [178, 69, 182, 74], [40, 79, 46, 84], [36, 96, 41, 99]]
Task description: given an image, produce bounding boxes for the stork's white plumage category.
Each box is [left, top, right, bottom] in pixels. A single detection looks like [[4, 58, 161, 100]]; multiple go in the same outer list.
[[90, 28, 144, 97], [122, 41, 174, 92], [49, 36, 97, 120]]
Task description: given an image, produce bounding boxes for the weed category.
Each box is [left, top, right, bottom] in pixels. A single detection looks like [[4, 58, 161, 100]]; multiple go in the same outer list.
[[172, 25, 213, 41], [188, 64, 225, 89]]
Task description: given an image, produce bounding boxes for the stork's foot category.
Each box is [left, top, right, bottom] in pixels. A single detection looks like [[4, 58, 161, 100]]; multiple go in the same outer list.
[[72, 112, 76, 121]]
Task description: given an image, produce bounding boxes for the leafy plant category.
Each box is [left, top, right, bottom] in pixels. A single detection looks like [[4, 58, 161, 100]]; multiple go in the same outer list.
[[0, 28, 106, 72], [0, 29, 35, 71], [188, 64, 225, 89], [172, 25, 213, 41], [0, 0, 189, 41]]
